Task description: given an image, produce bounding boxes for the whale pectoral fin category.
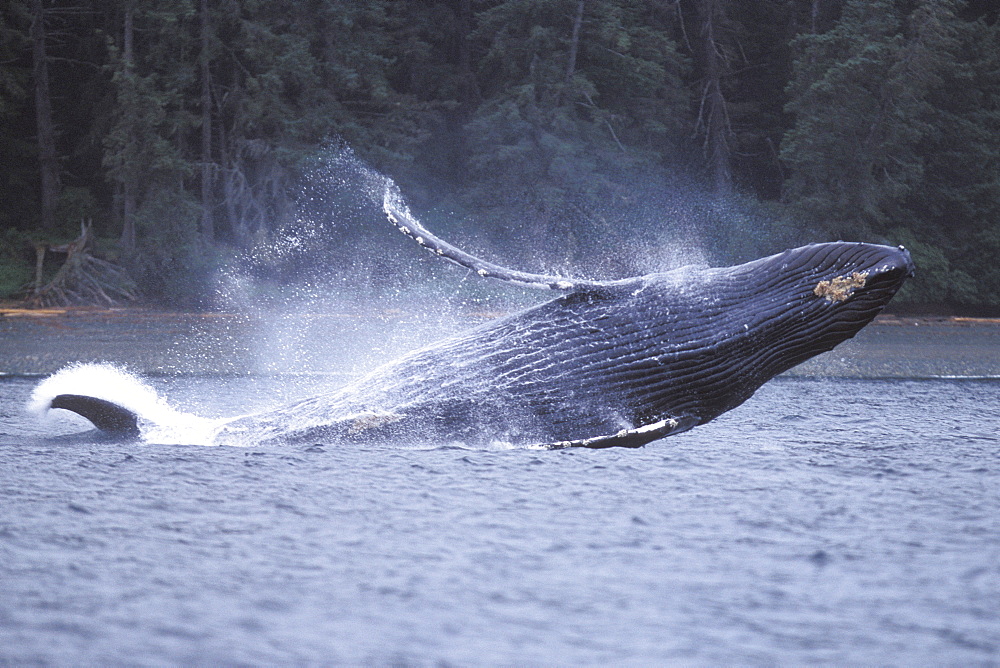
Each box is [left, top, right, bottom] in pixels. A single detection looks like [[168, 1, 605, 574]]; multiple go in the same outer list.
[[537, 416, 699, 450], [383, 191, 609, 291], [49, 394, 140, 438]]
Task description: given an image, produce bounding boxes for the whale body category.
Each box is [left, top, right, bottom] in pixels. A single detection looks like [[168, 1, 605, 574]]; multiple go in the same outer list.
[[38, 194, 914, 449]]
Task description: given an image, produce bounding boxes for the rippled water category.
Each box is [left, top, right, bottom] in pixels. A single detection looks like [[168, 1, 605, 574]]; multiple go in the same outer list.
[[1, 372, 998, 665]]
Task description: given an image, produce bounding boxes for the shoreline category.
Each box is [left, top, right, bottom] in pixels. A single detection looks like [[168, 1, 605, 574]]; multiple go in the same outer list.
[[4, 303, 1000, 325], [2, 306, 998, 378]]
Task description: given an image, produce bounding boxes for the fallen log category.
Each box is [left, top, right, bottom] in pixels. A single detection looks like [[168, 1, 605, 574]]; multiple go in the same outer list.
[[29, 222, 136, 308]]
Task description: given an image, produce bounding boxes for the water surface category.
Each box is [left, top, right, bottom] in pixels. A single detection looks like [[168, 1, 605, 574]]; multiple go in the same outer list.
[[2, 372, 997, 664]]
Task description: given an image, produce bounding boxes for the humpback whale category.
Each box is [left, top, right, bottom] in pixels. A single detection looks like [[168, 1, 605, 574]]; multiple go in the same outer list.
[[36, 190, 914, 449]]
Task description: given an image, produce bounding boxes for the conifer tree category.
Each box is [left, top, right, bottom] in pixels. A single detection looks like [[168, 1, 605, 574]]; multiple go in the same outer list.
[[29, 0, 60, 231], [462, 0, 689, 265], [0, 0, 997, 308], [782, 0, 1000, 307], [781, 0, 913, 238], [0, 0, 34, 235]]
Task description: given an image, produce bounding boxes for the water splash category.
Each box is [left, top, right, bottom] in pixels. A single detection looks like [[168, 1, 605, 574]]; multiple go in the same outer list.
[[209, 144, 525, 385], [29, 363, 223, 445]]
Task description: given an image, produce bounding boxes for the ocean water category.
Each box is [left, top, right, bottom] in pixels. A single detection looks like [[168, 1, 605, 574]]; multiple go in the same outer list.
[[1, 372, 998, 665]]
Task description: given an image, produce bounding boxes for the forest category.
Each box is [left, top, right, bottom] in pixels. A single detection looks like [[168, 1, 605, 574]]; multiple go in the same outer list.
[[1, 0, 998, 312]]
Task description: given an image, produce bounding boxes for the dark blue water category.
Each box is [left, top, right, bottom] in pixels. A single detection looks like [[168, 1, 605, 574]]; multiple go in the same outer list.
[[1, 374, 998, 665]]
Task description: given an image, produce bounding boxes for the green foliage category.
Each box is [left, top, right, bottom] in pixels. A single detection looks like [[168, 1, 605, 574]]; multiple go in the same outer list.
[[892, 7, 1000, 307], [781, 0, 1000, 308], [460, 0, 691, 265], [54, 187, 104, 235], [782, 0, 916, 237], [0, 0, 998, 310], [0, 228, 33, 299], [0, 1, 29, 120], [0, 0, 34, 233], [886, 227, 977, 305], [123, 185, 215, 308]]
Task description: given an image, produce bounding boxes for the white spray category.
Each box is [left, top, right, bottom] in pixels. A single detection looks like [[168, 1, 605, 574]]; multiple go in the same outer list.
[[28, 363, 225, 445]]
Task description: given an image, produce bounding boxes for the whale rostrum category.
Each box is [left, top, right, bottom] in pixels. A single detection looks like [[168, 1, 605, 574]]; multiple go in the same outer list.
[[42, 190, 914, 449]]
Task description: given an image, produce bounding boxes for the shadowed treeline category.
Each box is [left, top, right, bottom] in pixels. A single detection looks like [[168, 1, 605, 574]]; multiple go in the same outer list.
[[1, 0, 998, 311]]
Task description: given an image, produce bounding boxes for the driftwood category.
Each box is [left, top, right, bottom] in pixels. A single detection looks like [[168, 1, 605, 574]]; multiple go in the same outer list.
[[29, 222, 136, 307]]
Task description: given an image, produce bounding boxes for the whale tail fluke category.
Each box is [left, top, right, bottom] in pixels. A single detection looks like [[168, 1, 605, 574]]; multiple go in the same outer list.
[[49, 394, 140, 438], [30, 363, 223, 445]]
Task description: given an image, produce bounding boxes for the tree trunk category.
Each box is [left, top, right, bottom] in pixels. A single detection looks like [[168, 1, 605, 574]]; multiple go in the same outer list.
[[565, 0, 586, 84], [457, 0, 478, 107], [219, 120, 242, 242], [31, 223, 137, 307], [697, 0, 733, 197], [199, 0, 214, 244], [119, 3, 137, 249], [30, 0, 60, 231]]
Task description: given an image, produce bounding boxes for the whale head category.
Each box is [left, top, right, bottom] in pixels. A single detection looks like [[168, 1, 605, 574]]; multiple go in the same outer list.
[[723, 241, 914, 367], [628, 241, 914, 425]]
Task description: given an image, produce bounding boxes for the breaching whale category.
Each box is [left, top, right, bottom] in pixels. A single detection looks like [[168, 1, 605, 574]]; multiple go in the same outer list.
[[36, 190, 914, 449]]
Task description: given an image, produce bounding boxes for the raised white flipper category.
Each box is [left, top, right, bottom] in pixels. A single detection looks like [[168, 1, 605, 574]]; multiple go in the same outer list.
[[383, 189, 607, 292], [536, 416, 699, 450]]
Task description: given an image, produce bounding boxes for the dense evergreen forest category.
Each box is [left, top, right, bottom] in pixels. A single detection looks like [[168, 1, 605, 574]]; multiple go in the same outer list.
[[1, 0, 998, 311]]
